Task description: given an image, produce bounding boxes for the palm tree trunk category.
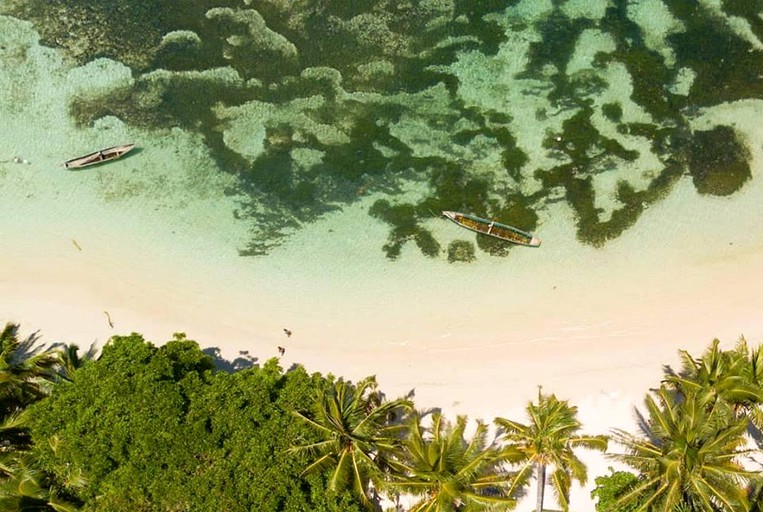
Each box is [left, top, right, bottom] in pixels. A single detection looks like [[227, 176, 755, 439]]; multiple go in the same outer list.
[[536, 462, 546, 512]]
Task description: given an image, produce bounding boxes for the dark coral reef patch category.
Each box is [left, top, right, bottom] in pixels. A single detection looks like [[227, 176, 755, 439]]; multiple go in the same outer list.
[[688, 126, 751, 196]]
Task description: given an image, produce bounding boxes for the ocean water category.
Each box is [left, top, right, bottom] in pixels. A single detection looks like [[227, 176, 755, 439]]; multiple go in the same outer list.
[[1, 0, 763, 354], [2, 0, 761, 262]]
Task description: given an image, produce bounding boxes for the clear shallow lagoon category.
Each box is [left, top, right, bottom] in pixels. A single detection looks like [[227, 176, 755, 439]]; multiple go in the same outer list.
[[1, 0, 763, 356], [2, 0, 762, 256]]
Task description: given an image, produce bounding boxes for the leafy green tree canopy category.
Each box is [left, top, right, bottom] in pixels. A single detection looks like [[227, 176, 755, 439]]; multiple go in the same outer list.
[[28, 333, 364, 512], [590, 468, 643, 512]]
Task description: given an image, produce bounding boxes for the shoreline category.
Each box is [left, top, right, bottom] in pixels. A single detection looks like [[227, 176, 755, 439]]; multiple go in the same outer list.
[[3, 179, 763, 511]]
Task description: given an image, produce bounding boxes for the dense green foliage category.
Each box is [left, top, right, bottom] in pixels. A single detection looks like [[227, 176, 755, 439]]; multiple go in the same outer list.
[[27, 333, 364, 512], [590, 469, 643, 512], [2, 322, 761, 512]]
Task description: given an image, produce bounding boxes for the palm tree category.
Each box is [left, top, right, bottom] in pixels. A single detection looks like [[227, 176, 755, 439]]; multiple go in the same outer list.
[[0, 323, 63, 453], [665, 338, 761, 415], [0, 450, 80, 512], [0, 324, 80, 511], [290, 376, 413, 509], [666, 338, 763, 445], [732, 338, 763, 431], [0, 323, 60, 417], [610, 386, 758, 512], [55, 343, 98, 382], [494, 389, 607, 512], [386, 411, 520, 511]]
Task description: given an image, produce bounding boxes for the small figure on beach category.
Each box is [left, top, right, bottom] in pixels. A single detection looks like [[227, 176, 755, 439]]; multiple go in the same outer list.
[[103, 310, 114, 328], [277, 346, 286, 356], [283, 328, 292, 337]]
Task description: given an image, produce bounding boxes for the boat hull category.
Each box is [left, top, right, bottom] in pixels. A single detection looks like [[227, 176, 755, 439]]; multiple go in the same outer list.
[[64, 143, 136, 169], [442, 211, 541, 247]]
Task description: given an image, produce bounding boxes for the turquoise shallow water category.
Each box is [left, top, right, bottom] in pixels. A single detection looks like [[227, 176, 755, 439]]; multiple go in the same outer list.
[[2, 0, 762, 266]]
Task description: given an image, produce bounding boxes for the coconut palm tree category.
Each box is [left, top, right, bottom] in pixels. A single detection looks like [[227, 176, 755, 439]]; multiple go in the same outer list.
[[290, 376, 413, 509], [55, 343, 98, 382], [0, 323, 60, 416], [494, 389, 608, 512], [732, 338, 763, 431], [386, 411, 520, 511], [666, 338, 763, 443], [0, 324, 80, 511], [0, 450, 80, 512], [610, 385, 758, 512], [0, 323, 63, 453], [665, 338, 761, 414]]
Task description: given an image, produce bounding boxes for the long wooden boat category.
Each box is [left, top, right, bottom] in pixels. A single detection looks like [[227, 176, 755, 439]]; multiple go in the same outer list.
[[442, 211, 541, 247], [64, 143, 136, 169]]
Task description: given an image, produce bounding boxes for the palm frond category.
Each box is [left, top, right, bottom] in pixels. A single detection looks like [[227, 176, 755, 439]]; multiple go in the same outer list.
[[292, 375, 415, 506], [609, 371, 756, 512], [388, 412, 513, 510], [549, 468, 571, 511]]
